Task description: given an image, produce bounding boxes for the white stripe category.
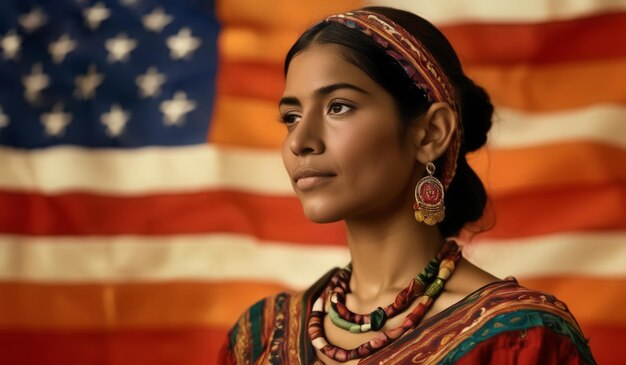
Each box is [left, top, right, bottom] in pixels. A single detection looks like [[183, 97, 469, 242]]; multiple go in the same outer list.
[[0, 234, 349, 287], [0, 232, 624, 286], [463, 232, 626, 278], [491, 104, 626, 149], [0, 144, 292, 195], [1, 104, 624, 194], [367, 0, 626, 24]]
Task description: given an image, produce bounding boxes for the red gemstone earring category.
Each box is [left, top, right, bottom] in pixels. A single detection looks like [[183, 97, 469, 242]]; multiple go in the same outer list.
[[414, 162, 445, 225]]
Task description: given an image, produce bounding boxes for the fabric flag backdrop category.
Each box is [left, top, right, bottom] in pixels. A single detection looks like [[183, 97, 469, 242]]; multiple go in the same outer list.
[[0, 0, 624, 364]]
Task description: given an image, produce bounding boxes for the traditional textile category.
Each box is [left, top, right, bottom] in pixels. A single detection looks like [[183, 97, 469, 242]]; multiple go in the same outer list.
[[220, 269, 596, 364], [326, 10, 462, 190]]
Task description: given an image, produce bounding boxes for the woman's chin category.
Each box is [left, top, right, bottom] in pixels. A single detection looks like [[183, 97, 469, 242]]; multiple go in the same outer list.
[[301, 203, 344, 224]]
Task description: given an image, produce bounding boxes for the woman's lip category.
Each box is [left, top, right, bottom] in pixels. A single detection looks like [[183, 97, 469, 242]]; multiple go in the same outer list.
[[292, 166, 335, 182], [294, 175, 335, 190]]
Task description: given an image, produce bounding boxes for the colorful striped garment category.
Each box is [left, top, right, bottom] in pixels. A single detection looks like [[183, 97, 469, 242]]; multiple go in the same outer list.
[[221, 269, 596, 364]]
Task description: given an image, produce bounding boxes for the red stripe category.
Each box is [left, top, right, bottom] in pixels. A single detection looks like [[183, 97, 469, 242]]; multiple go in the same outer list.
[[215, 13, 626, 105], [0, 190, 344, 245], [0, 281, 286, 329], [483, 182, 626, 239], [0, 328, 228, 365], [218, 61, 283, 101], [441, 12, 626, 65], [1, 183, 625, 241]]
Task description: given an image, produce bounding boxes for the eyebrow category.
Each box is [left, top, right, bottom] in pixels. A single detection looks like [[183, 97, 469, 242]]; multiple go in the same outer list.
[[278, 82, 370, 107]]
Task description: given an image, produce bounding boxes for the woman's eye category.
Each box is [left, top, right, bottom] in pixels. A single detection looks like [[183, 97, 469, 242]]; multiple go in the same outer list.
[[279, 113, 301, 125], [328, 103, 353, 115]]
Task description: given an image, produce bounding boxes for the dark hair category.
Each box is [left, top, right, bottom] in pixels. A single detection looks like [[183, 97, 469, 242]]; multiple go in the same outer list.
[[284, 7, 494, 237]]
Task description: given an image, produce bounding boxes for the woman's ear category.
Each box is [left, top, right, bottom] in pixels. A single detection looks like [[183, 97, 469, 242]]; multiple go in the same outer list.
[[410, 102, 457, 164]]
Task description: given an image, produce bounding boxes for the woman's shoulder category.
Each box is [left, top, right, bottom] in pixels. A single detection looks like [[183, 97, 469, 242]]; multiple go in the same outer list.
[[460, 276, 590, 343], [460, 276, 574, 314], [376, 278, 598, 364], [422, 278, 597, 364], [437, 258, 586, 335]]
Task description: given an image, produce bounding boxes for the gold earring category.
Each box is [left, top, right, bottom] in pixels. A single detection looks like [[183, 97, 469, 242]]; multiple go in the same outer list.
[[414, 162, 445, 225]]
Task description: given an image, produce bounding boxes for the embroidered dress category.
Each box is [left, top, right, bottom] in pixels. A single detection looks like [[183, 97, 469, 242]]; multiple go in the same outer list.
[[220, 269, 596, 365]]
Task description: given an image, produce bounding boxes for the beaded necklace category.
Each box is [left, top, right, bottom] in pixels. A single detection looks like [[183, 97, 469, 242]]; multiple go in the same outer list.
[[307, 240, 461, 362], [328, 254, 440, 332]]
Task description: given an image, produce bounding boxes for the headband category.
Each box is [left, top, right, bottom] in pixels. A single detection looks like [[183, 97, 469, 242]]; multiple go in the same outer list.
[[325, 10, 462, 189]]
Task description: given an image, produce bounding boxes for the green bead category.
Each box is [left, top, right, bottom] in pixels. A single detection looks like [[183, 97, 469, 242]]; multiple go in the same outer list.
[[417, 259, 439, 285], [369, 307, 387, 331], [329, 302, 367, 333], [425, 277, 444, 297]]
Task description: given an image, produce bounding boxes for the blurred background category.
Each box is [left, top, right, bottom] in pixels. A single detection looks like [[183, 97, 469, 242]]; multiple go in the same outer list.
[[0, 0, 624, 364]]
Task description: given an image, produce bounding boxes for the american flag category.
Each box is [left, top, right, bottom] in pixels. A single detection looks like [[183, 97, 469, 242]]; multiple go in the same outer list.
[[0, 1, 625, 364], [0, 0, 217, 148]]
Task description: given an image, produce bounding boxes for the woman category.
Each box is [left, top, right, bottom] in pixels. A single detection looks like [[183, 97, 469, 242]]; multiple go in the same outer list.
[[221, 6, 596, 364]]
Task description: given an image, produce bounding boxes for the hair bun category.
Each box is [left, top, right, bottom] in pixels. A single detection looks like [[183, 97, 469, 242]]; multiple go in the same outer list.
[[458, 76, 494, 152]]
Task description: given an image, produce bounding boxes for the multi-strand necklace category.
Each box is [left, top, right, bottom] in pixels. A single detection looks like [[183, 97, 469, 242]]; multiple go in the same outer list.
[[308, 240, 462, 362]]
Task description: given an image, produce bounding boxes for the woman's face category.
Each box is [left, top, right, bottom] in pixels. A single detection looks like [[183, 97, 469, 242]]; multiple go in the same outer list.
[[279, 44, 419, 223]]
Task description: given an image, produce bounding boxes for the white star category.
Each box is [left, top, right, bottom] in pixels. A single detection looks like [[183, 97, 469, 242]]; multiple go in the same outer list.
[[19, 7, 48, 33], [105, 33, 137, 62], [0, 29, 21, 60], [166, 28, 201, 60], [142, 7, 173, 33], [49, 34, 77, 64], [160, 91, 197, 126], [135, 67, 166, 98], [83, 2, 110, 31], [0, 105, 9, 129], [74, 64, 104, 99], [41, 102, 72, 136], [101, 104, 130, 137], [22, 63, 50, 104]]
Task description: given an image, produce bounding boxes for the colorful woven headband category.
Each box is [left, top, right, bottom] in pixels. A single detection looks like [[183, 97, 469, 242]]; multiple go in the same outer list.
[[325, 10, 462, 189]]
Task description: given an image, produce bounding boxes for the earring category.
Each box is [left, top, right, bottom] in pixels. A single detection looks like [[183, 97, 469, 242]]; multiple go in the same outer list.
[[414, 162, 445, 225]]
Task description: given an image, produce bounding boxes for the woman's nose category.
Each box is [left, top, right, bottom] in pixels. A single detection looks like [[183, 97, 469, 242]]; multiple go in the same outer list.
[[288, 113, 325, 156]]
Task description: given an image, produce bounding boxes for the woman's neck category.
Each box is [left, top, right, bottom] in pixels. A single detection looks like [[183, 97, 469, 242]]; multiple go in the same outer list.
[[344, 207, 445, 302]]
